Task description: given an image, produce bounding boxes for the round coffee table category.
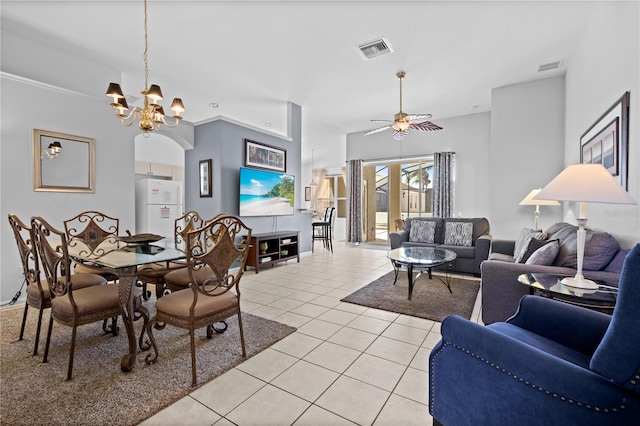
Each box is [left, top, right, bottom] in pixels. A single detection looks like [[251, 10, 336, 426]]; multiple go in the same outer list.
[[518, 273, 617, 313], [387, 247, 457, 300]]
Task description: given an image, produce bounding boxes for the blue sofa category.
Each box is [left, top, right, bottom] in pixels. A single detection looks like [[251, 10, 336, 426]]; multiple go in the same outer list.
[[429, 244, 640, 426]]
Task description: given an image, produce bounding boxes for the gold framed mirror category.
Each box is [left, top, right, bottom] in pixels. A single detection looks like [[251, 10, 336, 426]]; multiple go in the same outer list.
[[33, 129, 95, 193]]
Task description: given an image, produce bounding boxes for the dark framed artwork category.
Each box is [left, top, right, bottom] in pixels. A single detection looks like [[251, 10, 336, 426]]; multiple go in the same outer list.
[[245, 139, 286, 172], [580, 91, 630, 189], [305, 186, 311, 201], [199, 159, 212, 197]]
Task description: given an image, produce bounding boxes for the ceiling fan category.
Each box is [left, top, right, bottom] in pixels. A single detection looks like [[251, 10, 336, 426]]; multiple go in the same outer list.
[[364, 71, 442, 140]]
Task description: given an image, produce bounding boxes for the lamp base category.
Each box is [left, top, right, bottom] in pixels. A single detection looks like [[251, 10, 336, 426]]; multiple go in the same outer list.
[[561, 276, 599, 290]]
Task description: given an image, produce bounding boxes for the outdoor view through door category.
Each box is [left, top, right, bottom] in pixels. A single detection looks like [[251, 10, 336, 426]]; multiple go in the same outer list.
[[363, 158, 434, 244]]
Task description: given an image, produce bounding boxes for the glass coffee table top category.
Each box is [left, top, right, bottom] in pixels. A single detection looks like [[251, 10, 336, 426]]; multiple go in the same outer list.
[[518, 273, 617, 312], [387, 247, 457, 300], [387, 247, 457, 267]]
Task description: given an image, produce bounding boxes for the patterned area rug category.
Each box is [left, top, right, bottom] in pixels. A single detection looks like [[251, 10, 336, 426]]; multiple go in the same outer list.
[[0, 301, 295, 425], [341, 271, 480, 321]]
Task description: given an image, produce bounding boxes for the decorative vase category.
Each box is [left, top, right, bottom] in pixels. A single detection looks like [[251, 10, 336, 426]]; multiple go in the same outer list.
[[259, 242, 268, 255]]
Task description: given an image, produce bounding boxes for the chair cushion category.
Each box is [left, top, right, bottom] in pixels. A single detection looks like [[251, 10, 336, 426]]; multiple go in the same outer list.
[[155, 287, 238, 318], [26, 281, 51, 300], [443, 222, 473, 247], [70, 273, 108, 288], [164, 265, 213, 289], [409, 220, 436, 243], [52, 283, 120, 316]]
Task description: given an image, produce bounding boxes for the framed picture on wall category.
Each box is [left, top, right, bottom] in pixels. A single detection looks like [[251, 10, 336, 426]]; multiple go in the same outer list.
[[580, 91, 630, 189], [245, 139, 286, 172], [305, 186, 311, 201], [199, 159, 212, 197]]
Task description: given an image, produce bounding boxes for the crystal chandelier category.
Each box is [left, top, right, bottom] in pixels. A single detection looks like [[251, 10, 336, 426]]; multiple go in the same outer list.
[[106, 0, 185, 133]]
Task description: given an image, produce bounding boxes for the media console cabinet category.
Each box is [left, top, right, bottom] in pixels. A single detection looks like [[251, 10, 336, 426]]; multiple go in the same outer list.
[[245, 231, 300, 273]]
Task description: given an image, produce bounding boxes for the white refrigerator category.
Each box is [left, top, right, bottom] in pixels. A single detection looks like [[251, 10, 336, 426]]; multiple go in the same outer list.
[[135, 178, 183, 237]]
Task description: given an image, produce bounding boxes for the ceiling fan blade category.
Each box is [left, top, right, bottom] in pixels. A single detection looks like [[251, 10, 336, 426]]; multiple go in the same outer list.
[[392, 130, 408, 140], [370, 119, 394, 123], [364, 125, 392, 136], [406, 114, 432, 123], [410, 121, 443, 132]]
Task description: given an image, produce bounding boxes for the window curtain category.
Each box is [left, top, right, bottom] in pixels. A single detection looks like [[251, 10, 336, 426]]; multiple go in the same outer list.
[[309, 168, 326, 212], [432, 152, 454, 218], [347, 159, 363, 243]]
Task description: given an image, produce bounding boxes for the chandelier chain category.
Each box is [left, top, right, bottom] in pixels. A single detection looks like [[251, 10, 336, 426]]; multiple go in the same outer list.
[[143, 0, 149, 91]]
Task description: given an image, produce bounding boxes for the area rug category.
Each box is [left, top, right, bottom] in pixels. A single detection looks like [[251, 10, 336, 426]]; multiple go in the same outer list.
[[341, 271, 480, 321], [0, 302, 296, 426]]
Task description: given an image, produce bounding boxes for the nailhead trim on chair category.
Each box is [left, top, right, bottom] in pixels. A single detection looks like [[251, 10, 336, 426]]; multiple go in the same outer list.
[[430, 341, 627, 414]]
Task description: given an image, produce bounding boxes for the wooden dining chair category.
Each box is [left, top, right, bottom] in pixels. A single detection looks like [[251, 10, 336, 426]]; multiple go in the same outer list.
[[136, 210, 206, 300], [145, 214, 251, 386], [9, 213, 106, 356], [64, 211, 120, 281], [32, 216, 148, 380], [162, 211, 232, 294]]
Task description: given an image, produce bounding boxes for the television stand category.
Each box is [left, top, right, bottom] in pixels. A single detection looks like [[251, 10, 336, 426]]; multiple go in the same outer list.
[[245, 231, 300, 273]]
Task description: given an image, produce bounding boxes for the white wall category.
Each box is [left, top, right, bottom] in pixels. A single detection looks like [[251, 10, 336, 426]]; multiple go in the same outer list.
[[1, 76, 139, 304], [490, 76, 566, 239], [564, 1, 640, 247], [347, 112, 492, 224], [135, 133, 185, 166]]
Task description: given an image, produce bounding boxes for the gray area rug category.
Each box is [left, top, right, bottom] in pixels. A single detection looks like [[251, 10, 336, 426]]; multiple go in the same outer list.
[[0, 300, 295, 426], [341, 271, 480, 321]]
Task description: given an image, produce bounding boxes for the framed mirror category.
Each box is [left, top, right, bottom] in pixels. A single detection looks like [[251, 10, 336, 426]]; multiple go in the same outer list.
[[33, 129, 95, 193]]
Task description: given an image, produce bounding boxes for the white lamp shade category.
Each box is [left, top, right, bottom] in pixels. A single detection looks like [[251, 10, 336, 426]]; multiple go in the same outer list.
[[519, 188, 560, 206], [533, 164, 636, 205]]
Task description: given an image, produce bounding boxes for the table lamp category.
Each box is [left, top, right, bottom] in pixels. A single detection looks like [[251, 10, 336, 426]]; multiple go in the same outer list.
[[534, 163, 636, 289], [519, 188, 560, 230]]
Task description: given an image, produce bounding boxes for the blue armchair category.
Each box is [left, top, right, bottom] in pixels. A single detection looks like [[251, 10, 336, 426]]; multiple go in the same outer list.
[[429, 244, 640, 425]]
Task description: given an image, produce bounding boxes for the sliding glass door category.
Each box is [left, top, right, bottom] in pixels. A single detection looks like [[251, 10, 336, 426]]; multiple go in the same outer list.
[[362, 157, 433, 245]]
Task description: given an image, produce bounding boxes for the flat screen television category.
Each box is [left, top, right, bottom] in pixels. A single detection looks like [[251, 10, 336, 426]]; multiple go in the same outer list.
[[239, 167, 295, 217]]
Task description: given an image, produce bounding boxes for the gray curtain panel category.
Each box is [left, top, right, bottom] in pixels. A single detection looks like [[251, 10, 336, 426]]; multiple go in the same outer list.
[[433, 152, 454, 218], [347, 159, 363, 243]]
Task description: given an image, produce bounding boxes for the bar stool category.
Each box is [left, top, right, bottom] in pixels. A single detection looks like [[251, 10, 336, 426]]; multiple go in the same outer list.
[[311, 207, 335, 253]]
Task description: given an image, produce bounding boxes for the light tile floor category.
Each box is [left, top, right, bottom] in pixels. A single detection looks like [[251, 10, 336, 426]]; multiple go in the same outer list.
[[140, 242, 482, 426]]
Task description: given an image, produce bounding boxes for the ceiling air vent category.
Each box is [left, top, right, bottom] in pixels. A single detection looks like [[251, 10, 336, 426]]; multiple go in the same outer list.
[[538, 61, 561, 72], [357, 38, 393, 60]]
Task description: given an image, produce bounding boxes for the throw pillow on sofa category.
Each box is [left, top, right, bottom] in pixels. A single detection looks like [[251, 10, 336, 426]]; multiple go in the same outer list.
[[519, 237, 553, 263], [409, 220, 436, 243], [444, 222, 473, 247], [514, 228, 546, 263], [525, 239, 560, 265]]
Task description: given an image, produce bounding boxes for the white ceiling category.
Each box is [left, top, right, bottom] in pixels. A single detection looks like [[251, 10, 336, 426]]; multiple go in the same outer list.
[[2, 0, 595, 155]]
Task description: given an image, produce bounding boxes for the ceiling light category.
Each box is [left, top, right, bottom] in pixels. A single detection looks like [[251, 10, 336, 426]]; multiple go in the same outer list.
[[264, 122, 272, 127], [209, 102, 220, 108], [106, 0, 185, 134]]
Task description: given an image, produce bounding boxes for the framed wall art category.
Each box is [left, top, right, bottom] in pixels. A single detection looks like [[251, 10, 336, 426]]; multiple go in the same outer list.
[[580, 91, 630, 189], [305, 186, 312, 201], [199, 159, 212, 197], [245, 139, 286, 172]]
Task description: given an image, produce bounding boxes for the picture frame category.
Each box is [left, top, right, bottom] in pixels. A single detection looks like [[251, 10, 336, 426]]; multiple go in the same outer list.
[[305, 186, 312, 201], [32, 129, 95, 193], [245, 139, 286, 172], [199, 159, 212, 197], [580, 91, 630, 189]]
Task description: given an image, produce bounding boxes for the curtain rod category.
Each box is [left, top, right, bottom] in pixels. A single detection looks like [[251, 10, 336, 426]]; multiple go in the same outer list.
[[349, 152, 456, 166]]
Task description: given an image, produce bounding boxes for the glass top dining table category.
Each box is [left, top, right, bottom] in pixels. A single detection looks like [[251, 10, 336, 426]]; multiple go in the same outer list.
[[67, 236, 186, 372]]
